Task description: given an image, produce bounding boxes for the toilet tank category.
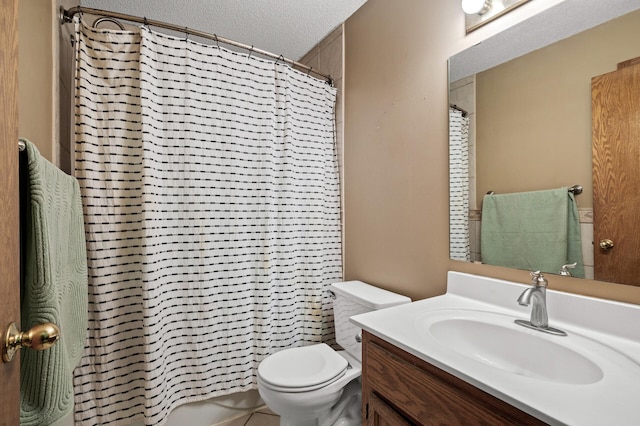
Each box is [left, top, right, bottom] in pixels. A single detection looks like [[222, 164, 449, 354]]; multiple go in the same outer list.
[[329, 281, 410, 361]]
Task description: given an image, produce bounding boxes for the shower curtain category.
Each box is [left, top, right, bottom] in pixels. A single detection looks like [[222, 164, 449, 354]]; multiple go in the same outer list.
[[72, 20, 342, 426], [449, 108, 470, 261]]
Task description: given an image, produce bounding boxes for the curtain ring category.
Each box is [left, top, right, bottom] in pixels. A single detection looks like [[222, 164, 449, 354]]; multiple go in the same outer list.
[[248, 45, 254, 58], [143, 17, 148, 28], [275, 55, 284, 65], [92, 17, 125, 30], [213, 34, 220, 48], [307, 67, 313, 76], [184, 27, 188, 41]]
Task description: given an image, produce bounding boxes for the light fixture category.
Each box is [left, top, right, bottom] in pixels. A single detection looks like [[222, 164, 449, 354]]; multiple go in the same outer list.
[[461, 0, 492, 15], [462, 0, 532, 34]]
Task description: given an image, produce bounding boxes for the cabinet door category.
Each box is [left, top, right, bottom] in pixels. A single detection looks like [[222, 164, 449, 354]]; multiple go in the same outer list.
[[362, 332, 545, 426], [367, 392, 413, 426]]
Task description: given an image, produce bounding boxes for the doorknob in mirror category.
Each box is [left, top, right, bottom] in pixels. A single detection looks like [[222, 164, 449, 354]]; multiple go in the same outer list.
[[599, 239, 614, 251], [3, 322, 60, 363]]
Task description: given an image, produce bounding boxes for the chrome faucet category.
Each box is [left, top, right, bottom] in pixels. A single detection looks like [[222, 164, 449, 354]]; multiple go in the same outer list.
[[517, 271, 549, 328], [515, 271, 567, 336]]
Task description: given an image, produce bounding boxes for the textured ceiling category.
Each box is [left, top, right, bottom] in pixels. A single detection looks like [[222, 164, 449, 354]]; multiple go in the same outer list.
[[80, 0, 367, 60]]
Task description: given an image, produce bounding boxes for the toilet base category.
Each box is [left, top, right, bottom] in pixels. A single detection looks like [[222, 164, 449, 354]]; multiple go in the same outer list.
[[276, 379, 361, 426]]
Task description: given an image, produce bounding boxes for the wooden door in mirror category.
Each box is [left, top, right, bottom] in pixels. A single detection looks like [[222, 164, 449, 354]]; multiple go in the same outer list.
[[592, 57, 640, 286]]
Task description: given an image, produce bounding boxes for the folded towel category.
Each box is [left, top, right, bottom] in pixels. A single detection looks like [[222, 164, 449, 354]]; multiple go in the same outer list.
[[19, 139, 88, 426], [481, 187, 585, 277]]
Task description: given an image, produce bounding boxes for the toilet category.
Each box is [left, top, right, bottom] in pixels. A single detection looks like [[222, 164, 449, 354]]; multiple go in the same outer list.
[[257, 281, 411, 426]]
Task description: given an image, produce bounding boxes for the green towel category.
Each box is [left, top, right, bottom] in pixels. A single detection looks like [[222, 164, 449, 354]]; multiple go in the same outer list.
[[19, 139, 88, 425], [481, 187, 585, 277]]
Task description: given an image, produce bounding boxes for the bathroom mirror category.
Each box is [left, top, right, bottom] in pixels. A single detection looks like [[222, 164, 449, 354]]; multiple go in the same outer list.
[[448, 0, 640, 286]]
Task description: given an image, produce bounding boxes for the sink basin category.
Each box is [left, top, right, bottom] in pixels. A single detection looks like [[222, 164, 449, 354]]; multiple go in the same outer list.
[[416, 310, 604, 385]]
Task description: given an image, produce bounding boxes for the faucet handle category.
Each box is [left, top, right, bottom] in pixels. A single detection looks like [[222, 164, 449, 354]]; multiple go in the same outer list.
[[559, 262, 577, 276], [529, 270, 541, 284], [530, 271, 548, 287]]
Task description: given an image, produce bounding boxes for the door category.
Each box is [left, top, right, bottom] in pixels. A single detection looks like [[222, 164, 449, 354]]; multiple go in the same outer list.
[[0, 0, 21, 423], [592, 58, 640, 286]]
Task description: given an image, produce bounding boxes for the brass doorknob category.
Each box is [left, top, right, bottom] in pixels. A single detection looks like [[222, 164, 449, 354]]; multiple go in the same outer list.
[[3, 322, 60, 363], [599, 239, 615, 250]]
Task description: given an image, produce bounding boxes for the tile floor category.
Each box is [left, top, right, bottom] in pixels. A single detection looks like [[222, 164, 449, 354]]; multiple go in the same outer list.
[[222, 406, 280, 426], [244, 407, 280, 426]]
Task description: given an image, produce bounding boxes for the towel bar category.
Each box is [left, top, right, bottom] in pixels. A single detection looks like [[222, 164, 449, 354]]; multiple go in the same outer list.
[[487, 185, 582, 196], [569, 185, 583, 195]]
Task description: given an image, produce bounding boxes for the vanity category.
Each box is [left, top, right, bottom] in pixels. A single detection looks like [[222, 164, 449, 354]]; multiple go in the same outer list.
[[361, 332, 543, 425], [351, 272, 640, 425]]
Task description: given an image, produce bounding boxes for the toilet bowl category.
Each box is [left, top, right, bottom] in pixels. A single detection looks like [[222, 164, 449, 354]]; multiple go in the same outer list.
[[257, 281, 410, 426], [258, 347, 362, 426]]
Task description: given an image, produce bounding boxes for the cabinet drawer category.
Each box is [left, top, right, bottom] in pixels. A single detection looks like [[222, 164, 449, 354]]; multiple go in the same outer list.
[[362, 331, 545, 425], [367, 392, 413, 426]]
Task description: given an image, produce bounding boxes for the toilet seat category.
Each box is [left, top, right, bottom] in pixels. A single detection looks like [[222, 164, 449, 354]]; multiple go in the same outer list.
[[258, 343, 348, 393]]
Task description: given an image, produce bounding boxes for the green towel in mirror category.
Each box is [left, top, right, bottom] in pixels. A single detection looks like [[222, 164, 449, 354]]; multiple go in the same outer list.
[[481, 187, 585, 277]]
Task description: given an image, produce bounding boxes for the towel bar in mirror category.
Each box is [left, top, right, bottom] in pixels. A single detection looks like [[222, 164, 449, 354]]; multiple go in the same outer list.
[[2, 322, 60, 363]]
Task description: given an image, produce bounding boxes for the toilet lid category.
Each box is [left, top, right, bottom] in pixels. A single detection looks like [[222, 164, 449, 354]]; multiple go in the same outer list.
[[258, 343, 348, 390]]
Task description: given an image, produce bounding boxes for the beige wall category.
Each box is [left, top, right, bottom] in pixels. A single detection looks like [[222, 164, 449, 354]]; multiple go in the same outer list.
[[344, 0, 479, 301], [19, 0, 54, 161], [18, 0, 77, 172], [476, 9, 640, 210], [344, 0, 640, 304]]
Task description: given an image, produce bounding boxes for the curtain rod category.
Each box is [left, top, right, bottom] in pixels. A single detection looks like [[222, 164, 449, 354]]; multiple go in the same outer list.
[[58, 6, 333, 85]]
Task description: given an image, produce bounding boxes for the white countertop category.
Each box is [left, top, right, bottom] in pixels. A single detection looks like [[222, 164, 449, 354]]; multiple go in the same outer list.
[[350, 272, 640, 426]]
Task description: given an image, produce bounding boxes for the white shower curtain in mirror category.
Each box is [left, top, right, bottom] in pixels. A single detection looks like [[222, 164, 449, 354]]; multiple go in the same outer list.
[[72, 20, 342, 426], [449, 108, 470, 261]]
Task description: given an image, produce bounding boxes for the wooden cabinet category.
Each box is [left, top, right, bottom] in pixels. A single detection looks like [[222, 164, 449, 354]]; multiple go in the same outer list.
[[361, 331, 546, 426]]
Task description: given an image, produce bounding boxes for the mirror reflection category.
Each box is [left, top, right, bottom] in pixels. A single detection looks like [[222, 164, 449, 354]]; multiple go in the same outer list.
[[449, 8, 640, 286]]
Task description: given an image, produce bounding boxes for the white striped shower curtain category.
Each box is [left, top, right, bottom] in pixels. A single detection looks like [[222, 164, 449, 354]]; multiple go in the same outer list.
[[72, 20, 342, 425], [449, 108, 470, 261]]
